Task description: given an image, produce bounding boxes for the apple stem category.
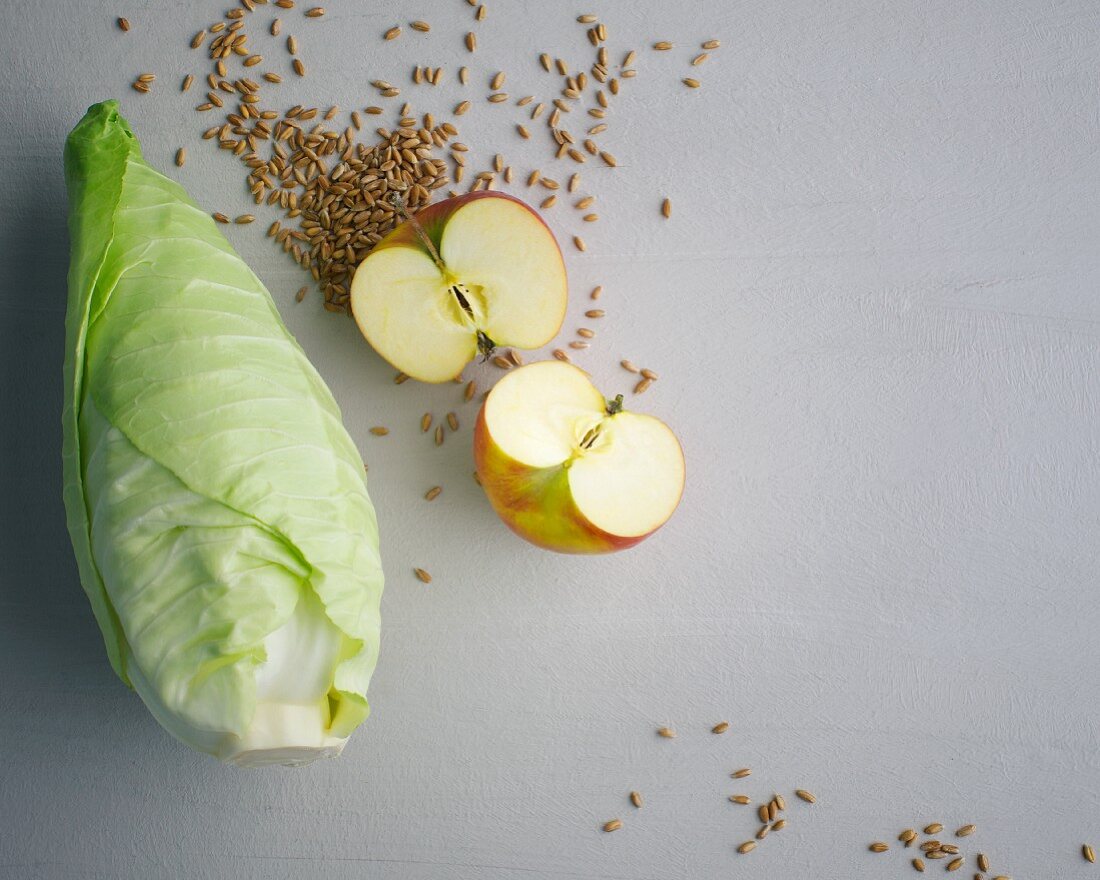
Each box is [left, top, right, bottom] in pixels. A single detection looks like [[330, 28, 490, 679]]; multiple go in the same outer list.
[[389, 193, 446, 273], [606, 394, 624, 416], [475, 331, 497, 359]]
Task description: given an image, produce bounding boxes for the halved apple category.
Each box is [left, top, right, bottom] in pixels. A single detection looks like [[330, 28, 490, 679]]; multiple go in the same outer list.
[[350, 192, 568, 382], [474, 361, 686, 554]]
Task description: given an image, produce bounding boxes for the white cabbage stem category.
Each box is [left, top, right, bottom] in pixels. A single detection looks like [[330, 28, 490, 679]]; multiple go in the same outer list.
[[223, 588, 348, 766], [129, 589, 349, 767]]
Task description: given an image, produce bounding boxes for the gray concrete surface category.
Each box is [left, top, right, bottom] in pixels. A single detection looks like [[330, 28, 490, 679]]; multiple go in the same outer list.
[[2, 1, 1100, 878]]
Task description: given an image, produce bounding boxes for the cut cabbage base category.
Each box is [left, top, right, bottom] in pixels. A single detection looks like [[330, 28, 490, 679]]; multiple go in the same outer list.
[[125, 589, 351, 767], [227, 588, 350, 766]]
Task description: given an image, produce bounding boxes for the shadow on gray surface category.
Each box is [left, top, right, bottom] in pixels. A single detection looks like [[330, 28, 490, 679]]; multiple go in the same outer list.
[[0, 166, 109, 680]]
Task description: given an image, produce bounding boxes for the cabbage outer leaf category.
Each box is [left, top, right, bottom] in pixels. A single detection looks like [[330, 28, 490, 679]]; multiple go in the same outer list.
[[62, 102, 383, 757]]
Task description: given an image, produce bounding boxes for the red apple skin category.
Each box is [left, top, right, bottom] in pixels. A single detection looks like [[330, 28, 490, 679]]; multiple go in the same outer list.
[[367, 191, 565, 267], [473, 404, 658, 555]]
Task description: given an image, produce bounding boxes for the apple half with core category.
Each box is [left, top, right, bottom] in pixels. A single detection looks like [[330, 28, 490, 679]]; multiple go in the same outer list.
[[350, 192, 568, 382], [474, 361, 686, 553]]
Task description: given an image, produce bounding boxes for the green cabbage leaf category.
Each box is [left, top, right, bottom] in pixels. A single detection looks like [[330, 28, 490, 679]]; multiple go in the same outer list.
[[62, 101, 383, 765]]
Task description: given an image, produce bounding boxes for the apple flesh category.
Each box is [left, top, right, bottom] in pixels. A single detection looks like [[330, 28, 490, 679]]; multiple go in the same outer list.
[[474, 361, 685, 554], [350, 192, 568, 383]]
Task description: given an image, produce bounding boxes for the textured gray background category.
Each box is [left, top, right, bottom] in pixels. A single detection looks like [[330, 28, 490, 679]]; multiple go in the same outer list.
[[3, 1, 1100, 878]]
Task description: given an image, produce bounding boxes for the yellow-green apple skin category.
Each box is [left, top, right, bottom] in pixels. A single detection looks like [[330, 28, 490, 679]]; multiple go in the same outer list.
[[474, 362, 686, 554], [350, 192, 568, 383]]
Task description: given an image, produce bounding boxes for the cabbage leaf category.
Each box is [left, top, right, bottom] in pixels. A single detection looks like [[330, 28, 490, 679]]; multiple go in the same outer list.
[[62, 101, 383, 765]]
